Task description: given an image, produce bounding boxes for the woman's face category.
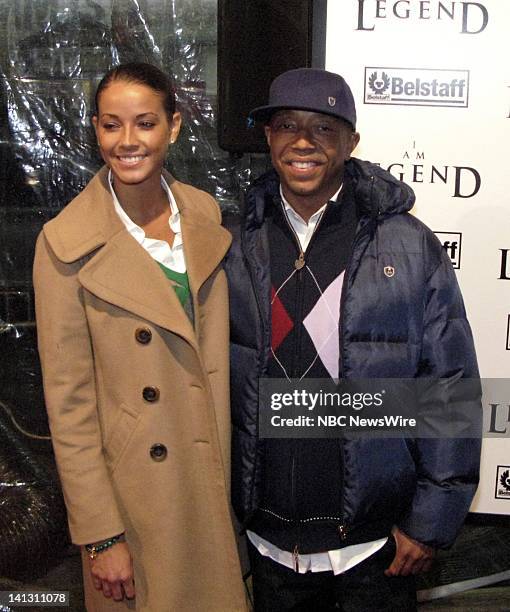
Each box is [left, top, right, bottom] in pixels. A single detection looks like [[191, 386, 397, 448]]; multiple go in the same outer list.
[[93, 80, 181, 189]]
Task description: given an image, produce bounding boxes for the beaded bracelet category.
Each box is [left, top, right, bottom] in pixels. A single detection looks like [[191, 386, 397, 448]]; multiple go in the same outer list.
[[85, 534, 122, 560]]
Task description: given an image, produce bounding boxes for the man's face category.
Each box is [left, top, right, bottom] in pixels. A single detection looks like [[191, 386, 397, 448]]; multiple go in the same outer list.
[[265, 110, 360, 213]]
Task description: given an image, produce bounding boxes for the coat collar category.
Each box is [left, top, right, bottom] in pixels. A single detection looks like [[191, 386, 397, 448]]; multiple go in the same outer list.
[[43, 167, 231, 344], [43, 166, 124, 262]]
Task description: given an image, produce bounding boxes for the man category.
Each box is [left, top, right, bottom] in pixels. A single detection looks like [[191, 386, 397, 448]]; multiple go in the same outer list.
[[224, 68, 481, 611]]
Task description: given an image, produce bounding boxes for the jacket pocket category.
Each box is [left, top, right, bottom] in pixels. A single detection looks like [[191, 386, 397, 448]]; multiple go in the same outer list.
[[103, 403, 141, 473]]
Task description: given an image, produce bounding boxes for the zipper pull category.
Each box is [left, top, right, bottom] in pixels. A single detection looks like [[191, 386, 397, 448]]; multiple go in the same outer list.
[[293, 545, 300, 572], [338, 524, 348, 541], [294, 252, 305, 270]]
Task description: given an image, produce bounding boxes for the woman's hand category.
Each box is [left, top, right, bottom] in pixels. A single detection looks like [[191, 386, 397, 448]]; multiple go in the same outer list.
[[88, 542, 135, 601]]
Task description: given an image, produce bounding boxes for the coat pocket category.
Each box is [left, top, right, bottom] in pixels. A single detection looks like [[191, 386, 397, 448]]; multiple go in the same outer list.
[[103, 403, 141, 473]]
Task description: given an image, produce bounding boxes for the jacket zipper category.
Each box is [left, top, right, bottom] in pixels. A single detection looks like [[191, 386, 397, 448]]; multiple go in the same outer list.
[[281, 201, 330, 569], [288, 201, 355, 549], [280, 204, 304, 568], [336, 176, 378, 542]]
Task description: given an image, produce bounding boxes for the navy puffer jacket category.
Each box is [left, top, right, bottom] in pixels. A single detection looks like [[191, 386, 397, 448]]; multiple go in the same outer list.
[[224, 158, 481, 549]]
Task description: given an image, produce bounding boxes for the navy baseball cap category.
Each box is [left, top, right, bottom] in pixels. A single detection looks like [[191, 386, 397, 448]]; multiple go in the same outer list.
[[249, 68, 357, 130]]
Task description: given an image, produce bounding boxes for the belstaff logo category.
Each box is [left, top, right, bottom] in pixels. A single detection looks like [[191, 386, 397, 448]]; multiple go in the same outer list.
[[368, 71, 391, 95], [383, 266, 395, 277], [328, 96, 336, 107], [364, 67, 469, 107], [495, 466, 510, 499], [356, 1, 489, 34], [434, 232, 462, 269]]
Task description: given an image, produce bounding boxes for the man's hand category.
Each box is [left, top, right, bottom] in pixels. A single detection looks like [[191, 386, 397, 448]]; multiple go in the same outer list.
[[88, 542, 135, 601], [385, 526, 435, 576]]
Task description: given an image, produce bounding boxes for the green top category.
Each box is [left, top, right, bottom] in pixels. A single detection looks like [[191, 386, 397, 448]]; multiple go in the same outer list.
[[157, 262, 193, 321]]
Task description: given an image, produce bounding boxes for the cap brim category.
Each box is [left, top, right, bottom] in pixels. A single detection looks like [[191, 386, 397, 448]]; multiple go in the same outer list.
[[249, 104, 354, 128], [248, 104, 281, 122]]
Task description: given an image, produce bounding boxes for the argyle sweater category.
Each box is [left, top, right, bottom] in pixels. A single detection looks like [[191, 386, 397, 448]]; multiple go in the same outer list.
[[251, 187, 360, 553]]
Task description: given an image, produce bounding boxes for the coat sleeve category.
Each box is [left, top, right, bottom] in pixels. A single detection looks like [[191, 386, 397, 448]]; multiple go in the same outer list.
[[33, 231, 125, 545], [397, 248, 482, 549]]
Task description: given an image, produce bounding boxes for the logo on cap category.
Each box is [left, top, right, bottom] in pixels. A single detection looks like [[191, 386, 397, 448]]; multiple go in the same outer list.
[[328, 96, 336, 107]]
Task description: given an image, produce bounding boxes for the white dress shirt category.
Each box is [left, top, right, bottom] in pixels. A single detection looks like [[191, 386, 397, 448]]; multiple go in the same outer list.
[[281, 184, 342, 252], [108, 170, 186, 273]]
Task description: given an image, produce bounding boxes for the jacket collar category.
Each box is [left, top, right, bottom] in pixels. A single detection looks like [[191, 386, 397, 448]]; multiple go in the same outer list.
[[243, 158, 416, 231], [344, 157, 415, 219]]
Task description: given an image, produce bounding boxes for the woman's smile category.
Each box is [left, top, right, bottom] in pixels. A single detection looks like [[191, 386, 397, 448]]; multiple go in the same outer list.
[[117, 154, 147, 164]]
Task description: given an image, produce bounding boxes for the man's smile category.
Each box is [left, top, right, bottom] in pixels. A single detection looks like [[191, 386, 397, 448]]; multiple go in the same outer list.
[[284, 160, 325, 177], [286, 160, 322, 169], [117, 154, 147, 165]]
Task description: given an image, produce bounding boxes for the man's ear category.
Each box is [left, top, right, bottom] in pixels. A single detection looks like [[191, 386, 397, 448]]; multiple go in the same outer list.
[[348, 131, 360, 158], [264, 125, 272, 148]]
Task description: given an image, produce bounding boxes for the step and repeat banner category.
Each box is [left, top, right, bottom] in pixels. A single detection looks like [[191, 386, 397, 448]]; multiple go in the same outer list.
[[325, 0, 509, 514]]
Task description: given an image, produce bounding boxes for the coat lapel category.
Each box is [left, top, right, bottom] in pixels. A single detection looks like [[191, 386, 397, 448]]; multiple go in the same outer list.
[[171, 181, 232, 317], [79, 230, 198, 347]]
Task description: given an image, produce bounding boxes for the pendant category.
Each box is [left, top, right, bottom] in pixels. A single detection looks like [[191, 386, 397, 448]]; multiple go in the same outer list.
[[295, 253, 305, 270]]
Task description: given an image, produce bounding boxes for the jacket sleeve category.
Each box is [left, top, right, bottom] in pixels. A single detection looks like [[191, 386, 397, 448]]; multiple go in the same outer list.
[[33, 231, 125, 545], [397, 248, 482, 549]]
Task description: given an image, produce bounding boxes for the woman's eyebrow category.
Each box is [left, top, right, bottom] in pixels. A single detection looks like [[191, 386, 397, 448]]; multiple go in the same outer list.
[[99, 112, 160, 119]]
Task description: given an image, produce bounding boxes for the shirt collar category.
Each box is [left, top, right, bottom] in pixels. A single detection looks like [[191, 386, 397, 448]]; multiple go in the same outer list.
[[280, 183, 343, 225], [108, 169, 181, 237]]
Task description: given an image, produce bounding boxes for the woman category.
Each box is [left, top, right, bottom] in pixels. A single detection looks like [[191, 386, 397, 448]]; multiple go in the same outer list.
[[33, 63, 246, 611]]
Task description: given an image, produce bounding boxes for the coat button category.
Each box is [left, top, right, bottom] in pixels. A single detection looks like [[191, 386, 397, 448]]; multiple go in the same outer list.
[[150, 443, 167, 462], [135, 327, 152, 344], [143, 386, 160, 402]]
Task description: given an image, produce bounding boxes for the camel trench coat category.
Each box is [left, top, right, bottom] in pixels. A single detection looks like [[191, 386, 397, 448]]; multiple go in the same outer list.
[[33, 167, 247, 611]]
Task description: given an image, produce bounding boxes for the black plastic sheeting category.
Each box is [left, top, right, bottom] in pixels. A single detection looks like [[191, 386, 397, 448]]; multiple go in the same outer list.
[[0, 0, 265, 581], [0, 409, 68, 581]]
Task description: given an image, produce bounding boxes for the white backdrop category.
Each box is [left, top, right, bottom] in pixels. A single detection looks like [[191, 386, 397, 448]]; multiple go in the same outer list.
[[325, 0, 509, 514]]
